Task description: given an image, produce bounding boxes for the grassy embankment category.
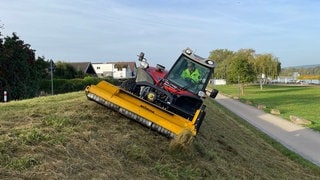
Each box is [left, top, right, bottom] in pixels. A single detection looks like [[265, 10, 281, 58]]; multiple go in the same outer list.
[[214, 84, 320, 131], [0, 91, 320, 179]]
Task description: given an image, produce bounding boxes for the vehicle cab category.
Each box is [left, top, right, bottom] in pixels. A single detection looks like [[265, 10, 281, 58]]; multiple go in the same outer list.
[[164, 48, 216, 97]]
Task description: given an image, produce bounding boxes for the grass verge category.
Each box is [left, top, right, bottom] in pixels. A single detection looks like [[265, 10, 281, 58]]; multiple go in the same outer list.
[[214, 84, 320, 131]]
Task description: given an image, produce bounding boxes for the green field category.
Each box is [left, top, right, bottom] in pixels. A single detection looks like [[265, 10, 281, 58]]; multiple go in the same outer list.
[[213, 84, 320, 130]]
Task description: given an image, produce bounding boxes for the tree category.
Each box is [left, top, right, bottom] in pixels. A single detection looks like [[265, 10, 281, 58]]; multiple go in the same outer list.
[[254, 54, 281, 89], [0, 33, 46, 100], [209, 48, 282, 89], [35, 56, 50, 79], [208, 49, 234, 79], [0, 30, 6, 100], [208, 49, 234, 64], [227, 50, 256, 95], [208, 48, 256, 82], [54, 61, 77, 79], [254, 54, 281, 79]]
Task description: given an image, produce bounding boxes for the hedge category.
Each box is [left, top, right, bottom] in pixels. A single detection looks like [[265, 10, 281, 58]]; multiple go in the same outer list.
[[40, 76, 122, 95]]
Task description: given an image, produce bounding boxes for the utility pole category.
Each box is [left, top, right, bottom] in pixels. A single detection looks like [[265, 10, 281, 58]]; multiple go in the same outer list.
[[238, 75, 240, 97], [50, 60, 55, 95], [224, 65, 227, 84]]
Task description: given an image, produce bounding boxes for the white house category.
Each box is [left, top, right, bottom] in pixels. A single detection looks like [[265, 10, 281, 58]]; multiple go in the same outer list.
[[92, 62, 137, 79], [92, 63, 113, 78]]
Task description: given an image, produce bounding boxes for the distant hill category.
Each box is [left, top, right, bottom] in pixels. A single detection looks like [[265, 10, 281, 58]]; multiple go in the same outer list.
[[283, 64, 320, 69], [281, 64, 320, 76]]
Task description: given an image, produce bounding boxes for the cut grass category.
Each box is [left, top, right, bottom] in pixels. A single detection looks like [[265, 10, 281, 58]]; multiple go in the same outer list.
[[0, 91, 319, 178], [214, 84, 320, 130]]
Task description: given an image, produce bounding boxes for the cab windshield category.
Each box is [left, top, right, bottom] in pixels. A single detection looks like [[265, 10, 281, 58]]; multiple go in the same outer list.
[[166, 55, 211, 94]]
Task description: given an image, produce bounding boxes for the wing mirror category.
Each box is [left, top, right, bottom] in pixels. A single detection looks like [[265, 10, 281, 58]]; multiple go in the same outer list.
[[210, 89, 219, 99], [206, 88, 219, 99]]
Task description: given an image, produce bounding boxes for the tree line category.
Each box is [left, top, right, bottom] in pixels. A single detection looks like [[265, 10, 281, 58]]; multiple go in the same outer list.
[[209, 49, 281, 84], [0, 32, 49, 100], [0, 32, 95, 101]]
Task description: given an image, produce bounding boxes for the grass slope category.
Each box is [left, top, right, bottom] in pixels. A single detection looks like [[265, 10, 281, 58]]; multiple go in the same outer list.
[[0, 91, 319, 179]]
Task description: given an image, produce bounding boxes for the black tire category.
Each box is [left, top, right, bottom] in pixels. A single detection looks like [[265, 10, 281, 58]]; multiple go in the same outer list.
[[195, 111, 206, 133], [120, 78, 136, 92]]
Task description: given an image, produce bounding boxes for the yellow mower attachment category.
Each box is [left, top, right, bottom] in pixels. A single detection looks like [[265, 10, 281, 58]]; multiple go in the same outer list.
[[85, 81, 203, 138]]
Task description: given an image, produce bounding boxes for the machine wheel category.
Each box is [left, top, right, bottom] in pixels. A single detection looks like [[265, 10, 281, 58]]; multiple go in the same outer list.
[[120, 78, 136, 92], [195, 111, 206, 133]]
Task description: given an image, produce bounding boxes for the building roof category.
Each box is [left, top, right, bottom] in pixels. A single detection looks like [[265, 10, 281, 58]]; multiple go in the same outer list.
[[67, 62, 96, 74]]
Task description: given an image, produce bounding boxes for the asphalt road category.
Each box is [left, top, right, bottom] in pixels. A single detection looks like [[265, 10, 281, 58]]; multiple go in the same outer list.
[[214, 94, 320, 166]]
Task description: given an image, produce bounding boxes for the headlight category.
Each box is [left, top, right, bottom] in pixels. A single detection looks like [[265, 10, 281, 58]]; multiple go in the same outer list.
[[140, 61, 149, 69], [198, 91, 205, 97], [185, 48, 193, 55], [205, 59, 214, 65]]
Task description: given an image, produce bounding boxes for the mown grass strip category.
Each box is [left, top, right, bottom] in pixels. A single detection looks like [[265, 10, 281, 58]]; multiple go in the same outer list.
[[213, 84, 320, 130], [1, 91, 320, 178]]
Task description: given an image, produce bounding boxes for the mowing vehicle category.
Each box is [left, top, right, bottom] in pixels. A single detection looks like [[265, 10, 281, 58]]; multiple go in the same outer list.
[[85, 48, 218, 138]]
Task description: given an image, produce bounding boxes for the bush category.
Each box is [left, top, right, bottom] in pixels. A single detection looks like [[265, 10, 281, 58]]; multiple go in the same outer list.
[[39, 76, 120, 95], [83, 76, 101, 85]]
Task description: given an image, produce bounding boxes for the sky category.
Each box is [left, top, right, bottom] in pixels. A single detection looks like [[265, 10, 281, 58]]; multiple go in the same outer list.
[[0, 0, 319, 68]]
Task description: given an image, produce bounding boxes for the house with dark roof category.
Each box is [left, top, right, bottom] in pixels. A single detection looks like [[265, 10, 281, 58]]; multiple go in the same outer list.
[[67, 62, 96, 76]]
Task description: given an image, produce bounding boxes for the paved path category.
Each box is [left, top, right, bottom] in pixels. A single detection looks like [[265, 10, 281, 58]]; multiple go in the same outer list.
[[214, 94, 320, 166]]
